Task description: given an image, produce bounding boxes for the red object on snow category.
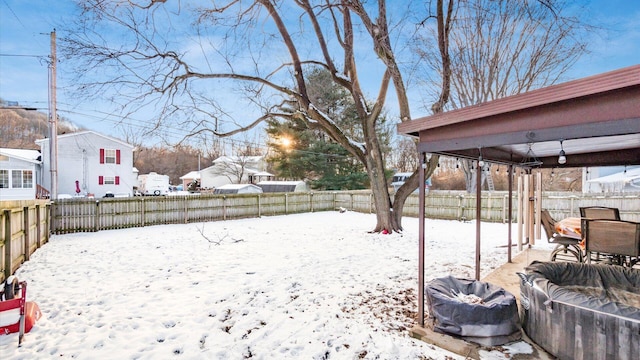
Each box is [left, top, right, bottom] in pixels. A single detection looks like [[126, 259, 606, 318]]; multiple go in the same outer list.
[[0, 281, 41, 345], [382, 229, 389, 234]]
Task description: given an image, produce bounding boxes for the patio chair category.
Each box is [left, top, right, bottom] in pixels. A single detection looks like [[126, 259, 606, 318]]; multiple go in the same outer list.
[[583, 219, 640, 267], [579, 206, 621, 221], [580, 207, 621, 262], [540, 209, 583, 262]]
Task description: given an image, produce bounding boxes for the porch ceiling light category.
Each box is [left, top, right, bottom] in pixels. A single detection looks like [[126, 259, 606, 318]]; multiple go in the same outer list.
[[558, 140, 567, 165]]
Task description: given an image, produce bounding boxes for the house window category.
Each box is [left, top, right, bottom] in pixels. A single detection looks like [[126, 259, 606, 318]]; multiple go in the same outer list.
[[99, 176, 120, 185], [11, 170, 23, 188], [23, 170, 33, 188], [0, 170, 8, 188], [100, 149, 121, 164], [9, 170, 33, 189], [105, 149, 116, 164]]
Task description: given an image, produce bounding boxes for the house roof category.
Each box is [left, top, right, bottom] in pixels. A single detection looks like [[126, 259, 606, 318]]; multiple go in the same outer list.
[[586, 166, 640, 185], [0, 148, 41, 164], [213, 155, 263, 163], [35, 130, 135, 149], [397, 65, 640, 168], [179, 171, 201, 180]]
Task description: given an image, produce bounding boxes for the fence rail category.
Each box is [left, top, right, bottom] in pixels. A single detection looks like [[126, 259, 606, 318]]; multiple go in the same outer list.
[[1, 201, 50, 282], [2, 190, 639, 281]]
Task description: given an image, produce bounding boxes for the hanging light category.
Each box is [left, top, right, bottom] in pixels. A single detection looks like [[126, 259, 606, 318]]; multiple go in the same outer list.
[[521, 143, 543, 167], [478, 147, 484, 168], [558, 140, 567, 165]]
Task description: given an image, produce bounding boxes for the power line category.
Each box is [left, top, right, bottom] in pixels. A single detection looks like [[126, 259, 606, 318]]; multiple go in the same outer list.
[[0, 53, 47, 58]]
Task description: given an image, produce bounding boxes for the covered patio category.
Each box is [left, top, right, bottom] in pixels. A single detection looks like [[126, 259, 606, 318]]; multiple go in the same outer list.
[[397, 64, 640, 358]]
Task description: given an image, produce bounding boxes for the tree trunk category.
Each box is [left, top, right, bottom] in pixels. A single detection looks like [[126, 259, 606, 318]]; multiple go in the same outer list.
[[391, 155, 439, 230]]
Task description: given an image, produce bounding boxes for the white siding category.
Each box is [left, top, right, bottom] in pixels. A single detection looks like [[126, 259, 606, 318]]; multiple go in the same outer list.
[[37, 131, 136, 198], [0, 154, 38, 200]]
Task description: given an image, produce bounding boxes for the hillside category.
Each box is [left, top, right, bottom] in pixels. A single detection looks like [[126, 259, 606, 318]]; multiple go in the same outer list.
[[0, 99, 80, 149]]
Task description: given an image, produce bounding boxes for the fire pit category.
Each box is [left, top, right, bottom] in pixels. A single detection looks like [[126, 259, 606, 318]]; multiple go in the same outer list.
[[425, 276, 521, 346]]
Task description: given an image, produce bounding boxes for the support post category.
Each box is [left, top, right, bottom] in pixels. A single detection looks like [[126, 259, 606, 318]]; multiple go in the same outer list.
[[418, 153, 426, 327], [475, 161, 482, 281]]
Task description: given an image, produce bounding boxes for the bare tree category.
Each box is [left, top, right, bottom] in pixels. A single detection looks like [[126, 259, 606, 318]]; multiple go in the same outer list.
[[389, 137, 420, 173], [61, 0, 451, 232], [414, 0, 590, 192]]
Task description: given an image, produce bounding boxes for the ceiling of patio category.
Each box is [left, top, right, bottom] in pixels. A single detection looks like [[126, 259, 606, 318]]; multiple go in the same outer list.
[[398, 65, 640, 168]]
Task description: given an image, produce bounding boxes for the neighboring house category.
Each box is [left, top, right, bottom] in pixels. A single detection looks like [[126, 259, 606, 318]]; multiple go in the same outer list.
[[257, 180, 308, 193], [179, 170, 201, 190], [0, 148, 42, 200], [199, 155, 272, 189], [583, 166, 640, 193], [213, 184, 263, 194], [36, 131, 137, 198]]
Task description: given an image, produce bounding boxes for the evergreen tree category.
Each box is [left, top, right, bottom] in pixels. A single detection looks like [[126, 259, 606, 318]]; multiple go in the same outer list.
[[265, 68, 383, 190]]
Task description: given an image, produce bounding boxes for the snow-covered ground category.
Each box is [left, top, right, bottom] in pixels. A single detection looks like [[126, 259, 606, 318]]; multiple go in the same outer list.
[[1, 211, 554, 359]]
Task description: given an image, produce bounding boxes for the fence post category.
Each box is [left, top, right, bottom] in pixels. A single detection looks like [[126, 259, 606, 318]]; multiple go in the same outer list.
[[140, 197, 146, 227], [36, 204, 42, 247], [23, 206, 30, 261], [285, 193, 288, 214], [258, 194, 262, 217], [94, 200, 101, 232], [50, 201, 56, 234], [4, 209, 12, 280], [333, 192, 336, 210], [45, 203, 50, 242], [184, 196, 188, 224], [310, 192, 314, 213], [223, 196, 227, 220]]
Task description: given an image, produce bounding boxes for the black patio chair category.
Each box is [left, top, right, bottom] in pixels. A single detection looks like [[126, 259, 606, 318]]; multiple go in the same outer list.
[[580, 206, 621, 262], [583, 219, 640, 267], [540, 209, 583, 262]]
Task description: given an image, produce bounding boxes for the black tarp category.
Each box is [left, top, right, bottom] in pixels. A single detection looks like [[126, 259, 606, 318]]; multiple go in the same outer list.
[[425, 276, 521, 346]]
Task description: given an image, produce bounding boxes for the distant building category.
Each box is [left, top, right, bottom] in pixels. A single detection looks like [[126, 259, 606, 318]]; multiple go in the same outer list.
[[36, 131, 137, 198], [257, 180, 308, 193], [213, 183, 263, 194], [179, 170, 201, 191], [198, 155, 273, 189], [583, 166, 640, 193], [0, 148, 42, 200]]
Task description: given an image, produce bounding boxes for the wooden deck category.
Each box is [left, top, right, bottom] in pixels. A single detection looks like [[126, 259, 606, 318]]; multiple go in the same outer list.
[[410, 247, 555, 359]]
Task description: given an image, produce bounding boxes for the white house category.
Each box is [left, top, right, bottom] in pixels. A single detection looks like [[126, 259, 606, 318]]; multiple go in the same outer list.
[[36, 131, 137, 198], [213, 184, 263, 194], [198, 155, 272, 189], [257, 180, 308, 193], [0, 148, 42, 200], [179, 170, 201, 190], [583, 166, 640, 193]]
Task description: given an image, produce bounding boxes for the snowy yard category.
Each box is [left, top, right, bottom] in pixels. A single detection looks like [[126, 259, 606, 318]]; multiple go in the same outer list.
[[1, 211, 552, 359]]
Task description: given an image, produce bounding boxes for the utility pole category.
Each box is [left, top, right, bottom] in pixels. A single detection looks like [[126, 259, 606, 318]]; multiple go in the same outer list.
[[49, 30, 58, 200]]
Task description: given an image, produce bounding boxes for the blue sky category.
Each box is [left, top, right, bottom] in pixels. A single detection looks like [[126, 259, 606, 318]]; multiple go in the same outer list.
[[1, 0, 639, 144]]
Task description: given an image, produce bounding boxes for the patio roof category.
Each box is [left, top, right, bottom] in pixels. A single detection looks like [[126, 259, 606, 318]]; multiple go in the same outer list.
[[398, 65, 640, 168], [398, 65, 640, 331]]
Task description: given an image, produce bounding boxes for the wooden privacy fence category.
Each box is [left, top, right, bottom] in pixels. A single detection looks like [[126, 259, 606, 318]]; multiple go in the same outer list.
[[1, 201, 50, 282], [3, 190, 639, 280], [50, 191, 377, 234], [50, 190, 640, 234]]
